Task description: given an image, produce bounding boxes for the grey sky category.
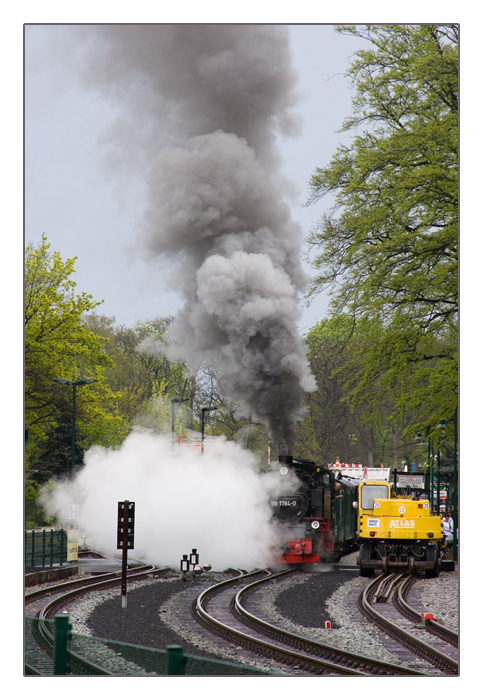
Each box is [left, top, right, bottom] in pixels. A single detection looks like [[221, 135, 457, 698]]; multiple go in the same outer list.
[[25, 24, 367, 334]]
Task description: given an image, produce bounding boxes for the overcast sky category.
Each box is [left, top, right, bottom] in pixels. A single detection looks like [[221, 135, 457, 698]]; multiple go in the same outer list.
[[25, 24, 370, 334]]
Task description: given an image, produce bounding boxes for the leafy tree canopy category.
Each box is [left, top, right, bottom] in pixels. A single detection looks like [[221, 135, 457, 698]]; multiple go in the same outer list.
[[85, 314, 190, 428], [295, 314, 394, 465], [25, 234, 126, 480], [306, 24, 458, 436]]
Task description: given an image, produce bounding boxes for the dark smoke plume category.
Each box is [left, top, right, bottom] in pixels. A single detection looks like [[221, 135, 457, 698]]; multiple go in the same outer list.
[[79, 25, 316, 452]]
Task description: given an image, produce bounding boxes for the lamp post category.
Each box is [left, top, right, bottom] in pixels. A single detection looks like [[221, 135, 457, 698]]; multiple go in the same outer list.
[[452, 407, 458, 562], [171, 398, 188, 443], [201, 406, 218, 454], [52, 378, 97, 478], [416, 433, 432, 503], [436, 419, 448, 515], [437, 413, 458, 561]]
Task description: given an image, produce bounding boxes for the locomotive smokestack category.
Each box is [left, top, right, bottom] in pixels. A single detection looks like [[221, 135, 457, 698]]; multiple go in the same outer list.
[[278, 455, 293, 467]]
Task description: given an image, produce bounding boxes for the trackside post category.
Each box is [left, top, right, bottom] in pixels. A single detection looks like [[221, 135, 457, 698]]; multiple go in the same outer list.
[[166, 645, 186, 675], [117, 500, 135, 608], [53, 614, 71, 675]]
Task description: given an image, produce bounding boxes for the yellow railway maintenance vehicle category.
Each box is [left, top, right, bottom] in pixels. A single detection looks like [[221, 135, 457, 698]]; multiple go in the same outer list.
[[356, 479, 444, 578]]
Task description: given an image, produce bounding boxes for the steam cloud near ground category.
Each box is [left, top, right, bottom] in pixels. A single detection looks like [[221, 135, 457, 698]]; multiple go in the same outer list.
[[40, 432, 300, 571], [39, 25, 315, 566]]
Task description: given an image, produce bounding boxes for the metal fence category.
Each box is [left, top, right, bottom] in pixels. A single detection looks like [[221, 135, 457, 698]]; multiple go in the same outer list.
[[25, 614, 272, 676], [25, 529, 68, 568]]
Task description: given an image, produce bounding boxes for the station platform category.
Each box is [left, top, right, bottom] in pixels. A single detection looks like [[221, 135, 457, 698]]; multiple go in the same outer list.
[[25, 556, 126, 586], [77, 556, 123, 574], [25, 564, 79, 587]]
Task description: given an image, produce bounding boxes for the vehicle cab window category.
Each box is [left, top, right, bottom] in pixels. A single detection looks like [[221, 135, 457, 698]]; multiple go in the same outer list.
[[360, 484, 390, 510]]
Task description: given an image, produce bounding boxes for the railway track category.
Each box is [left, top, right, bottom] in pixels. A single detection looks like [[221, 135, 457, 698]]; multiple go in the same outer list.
[[358, 573, 459, 675], [25, 563, 154, 610], [25, 563, 458, 677], [191, 568, 424, 676], [394, 575, 459, 647], [25, 564, 169, 675]]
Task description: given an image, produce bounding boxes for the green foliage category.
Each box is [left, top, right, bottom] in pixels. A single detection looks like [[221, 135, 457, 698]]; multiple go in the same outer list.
[[84, 314, 191, 433], [294, 313, 453, 468], [294, 315, 389, 465], [308, 25, 457, 322], [25, 235, 126, 481], [306, 25, 458, 445], [134, 379, 188, 436], [209, 403, 271, 469]]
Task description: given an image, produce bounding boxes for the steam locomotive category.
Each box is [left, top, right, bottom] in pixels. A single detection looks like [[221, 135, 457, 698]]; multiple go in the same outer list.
[[266, 456, 359, 564]]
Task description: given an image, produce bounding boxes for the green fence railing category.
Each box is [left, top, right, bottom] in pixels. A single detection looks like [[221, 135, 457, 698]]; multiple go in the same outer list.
[[25, 614, 272, 676], [25, 529, 68, 568]]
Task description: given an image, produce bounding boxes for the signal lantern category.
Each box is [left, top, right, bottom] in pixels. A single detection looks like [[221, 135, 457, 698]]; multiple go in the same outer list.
[[180, 555, 190, 573], [189, 548, 199, 566]]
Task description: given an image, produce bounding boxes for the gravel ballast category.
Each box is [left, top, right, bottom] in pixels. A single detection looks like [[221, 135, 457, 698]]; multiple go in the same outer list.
[[65, 565, 459, 675]]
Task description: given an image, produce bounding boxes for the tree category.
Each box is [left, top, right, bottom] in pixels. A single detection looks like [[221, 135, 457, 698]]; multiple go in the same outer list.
[[294, 314, 433, 468], [209, 399, 271, 468], [85, 314, 192, 432], [294, 315, 386, 465], [295, 316, 355, 463], [25, 235, 126, 481], [306, 25, 458, 436]]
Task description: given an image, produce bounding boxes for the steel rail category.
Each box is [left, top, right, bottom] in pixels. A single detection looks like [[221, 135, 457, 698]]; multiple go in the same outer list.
[[32, 611, 112, 676], [374, 572, 405, 602], [25, 563, 155, 605], [192, 569, 424, 676], [358, 574, 458, 675], [193, 568, 366, 675], [24, 663, 42, 676], [395, 575, 459, 647], [28, 565, 168, 675], [233, 570, 422, 676]]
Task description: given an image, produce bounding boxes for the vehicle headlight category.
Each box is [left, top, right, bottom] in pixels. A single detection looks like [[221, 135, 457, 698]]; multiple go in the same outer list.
[[311, 520, 320, 530]]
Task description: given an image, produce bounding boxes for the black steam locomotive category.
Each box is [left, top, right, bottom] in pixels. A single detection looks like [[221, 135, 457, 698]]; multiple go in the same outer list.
[[266, 456, 358, 564]]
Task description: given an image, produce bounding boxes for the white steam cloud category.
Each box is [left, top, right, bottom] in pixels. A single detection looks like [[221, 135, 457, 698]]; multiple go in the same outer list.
[[39, 26, 316, 567], [40, 432, 300, 571]]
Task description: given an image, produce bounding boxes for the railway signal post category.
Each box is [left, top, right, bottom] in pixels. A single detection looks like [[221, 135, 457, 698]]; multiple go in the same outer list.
[[117, 500, 135, 608]]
